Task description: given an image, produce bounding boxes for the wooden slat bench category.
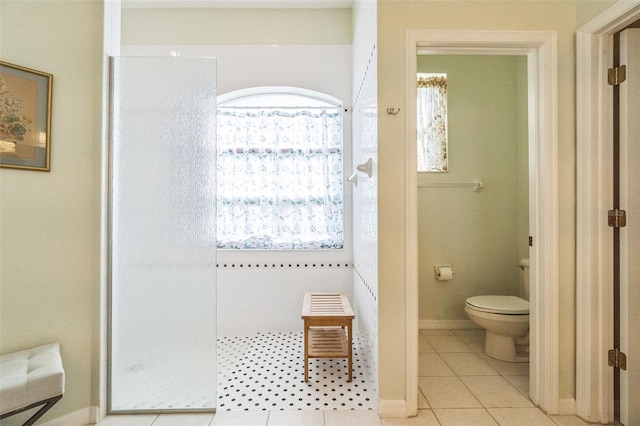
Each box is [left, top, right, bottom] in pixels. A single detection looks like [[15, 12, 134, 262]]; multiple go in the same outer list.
[[301, 292, 355, 382]]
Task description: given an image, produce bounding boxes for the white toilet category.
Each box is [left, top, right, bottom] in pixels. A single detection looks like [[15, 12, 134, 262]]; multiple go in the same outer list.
[[464, 258, 530, 362]]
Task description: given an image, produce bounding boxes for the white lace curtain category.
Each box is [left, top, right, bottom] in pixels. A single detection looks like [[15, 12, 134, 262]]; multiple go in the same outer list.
[[417, 74, 448, 172], [216, 107, 344, 249]]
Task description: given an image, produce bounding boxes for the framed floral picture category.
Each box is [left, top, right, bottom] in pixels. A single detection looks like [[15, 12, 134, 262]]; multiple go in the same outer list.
[[0, 61, 53, 171]]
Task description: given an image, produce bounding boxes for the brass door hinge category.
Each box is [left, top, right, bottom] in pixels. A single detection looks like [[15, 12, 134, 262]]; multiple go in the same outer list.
[[608, 348, 627, 370], [608, 209, 627, 228], [608, 65, 627, 86]]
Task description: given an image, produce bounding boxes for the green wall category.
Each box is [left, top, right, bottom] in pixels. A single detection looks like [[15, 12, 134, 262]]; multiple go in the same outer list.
[[121, 7, 352, 45], [416, 55, 528, 321], [576, 0, 619, 27], [0, 0, 103, 422]]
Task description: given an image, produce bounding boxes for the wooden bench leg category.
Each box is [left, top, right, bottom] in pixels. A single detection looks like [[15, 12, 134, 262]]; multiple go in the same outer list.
[[304, 323, 309, 382], [347, 321, 353, 382]]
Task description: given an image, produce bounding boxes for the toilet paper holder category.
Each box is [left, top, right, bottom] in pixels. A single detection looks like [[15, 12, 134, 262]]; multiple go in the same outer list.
[[434, 265, 455, 281]]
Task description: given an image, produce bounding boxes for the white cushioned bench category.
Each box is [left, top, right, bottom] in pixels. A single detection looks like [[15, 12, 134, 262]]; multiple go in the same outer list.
[[0, 343, 65, 426]]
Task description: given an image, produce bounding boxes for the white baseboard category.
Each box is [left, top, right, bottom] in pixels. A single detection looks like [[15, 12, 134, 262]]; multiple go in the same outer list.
[[378, 399, 407, 418], [419, 319, 478, 330], [557, 398, 576, 415], [41, 406, 96, 426]]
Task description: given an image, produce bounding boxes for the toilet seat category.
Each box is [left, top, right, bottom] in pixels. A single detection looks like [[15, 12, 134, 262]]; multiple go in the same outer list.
[[466, 295, 529, 315]]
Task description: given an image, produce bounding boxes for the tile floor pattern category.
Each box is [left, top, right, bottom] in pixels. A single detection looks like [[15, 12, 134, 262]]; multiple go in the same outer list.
[[96, 329, 595, 425], [217, 331, 377, 411], [95, 410, 595, 426]]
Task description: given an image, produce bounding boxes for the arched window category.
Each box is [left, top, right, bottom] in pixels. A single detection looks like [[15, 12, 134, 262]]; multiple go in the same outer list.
[[216, 87, 344, 249]]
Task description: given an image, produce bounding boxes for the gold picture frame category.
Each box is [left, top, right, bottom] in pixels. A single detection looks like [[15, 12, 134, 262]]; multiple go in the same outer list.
[[0, 61, 53, 171]]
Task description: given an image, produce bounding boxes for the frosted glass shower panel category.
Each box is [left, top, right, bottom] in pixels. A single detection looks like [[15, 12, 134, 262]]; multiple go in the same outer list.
[[110, 57, 217, 411]]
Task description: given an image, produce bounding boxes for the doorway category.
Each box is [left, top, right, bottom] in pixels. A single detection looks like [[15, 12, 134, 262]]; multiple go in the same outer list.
[[617, 27, 640, 425], [415, 52, 531, 401], [405, 30, 560, 416]]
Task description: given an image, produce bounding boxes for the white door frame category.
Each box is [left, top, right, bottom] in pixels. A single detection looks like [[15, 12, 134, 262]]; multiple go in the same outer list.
[[576, 1, 640, 423], [405, 30, 559, 416]]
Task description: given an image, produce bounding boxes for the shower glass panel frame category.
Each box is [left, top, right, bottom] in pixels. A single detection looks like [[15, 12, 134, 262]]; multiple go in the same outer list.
[[108, 56, 217, 413]]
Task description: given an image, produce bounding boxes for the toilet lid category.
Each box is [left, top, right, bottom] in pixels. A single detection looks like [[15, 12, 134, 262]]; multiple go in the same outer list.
[[466, 295, 529, 314]]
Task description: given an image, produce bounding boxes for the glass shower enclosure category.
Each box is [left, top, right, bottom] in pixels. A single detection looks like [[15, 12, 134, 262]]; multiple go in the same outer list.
[[109, 56, 217, 412]]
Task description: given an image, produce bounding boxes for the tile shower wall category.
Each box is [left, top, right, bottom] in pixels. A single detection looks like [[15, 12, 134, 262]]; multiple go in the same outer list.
[[122, 44, 355, 338], [351, 0, 378, 400], [216, 262, 353, 336], [207, 44, 354, 337]]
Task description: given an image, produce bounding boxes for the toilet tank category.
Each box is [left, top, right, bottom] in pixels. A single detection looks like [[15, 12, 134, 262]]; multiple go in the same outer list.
[[520, 258, 530, 300]]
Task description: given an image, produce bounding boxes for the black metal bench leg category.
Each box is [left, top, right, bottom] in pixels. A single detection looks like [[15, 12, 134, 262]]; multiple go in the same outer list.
[[23, 395, 63, 426], [0, 395, 63, 426]]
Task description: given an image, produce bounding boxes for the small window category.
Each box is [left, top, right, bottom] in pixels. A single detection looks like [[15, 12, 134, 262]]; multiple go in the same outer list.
[[417, 73, 448, 172], [216, 87, 344, 250]]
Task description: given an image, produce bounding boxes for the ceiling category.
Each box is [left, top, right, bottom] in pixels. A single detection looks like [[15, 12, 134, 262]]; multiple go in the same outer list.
[[122, 0, 354, 8]]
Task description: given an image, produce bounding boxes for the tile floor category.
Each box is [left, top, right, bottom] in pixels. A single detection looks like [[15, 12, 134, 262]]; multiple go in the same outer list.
[[95, 329, 594, 425], [414, 329, 592, 425], [95, 410, 594, 426], [217, 331, 377, 411]]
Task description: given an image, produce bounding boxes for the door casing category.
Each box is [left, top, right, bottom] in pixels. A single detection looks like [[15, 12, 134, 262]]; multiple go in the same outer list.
[[576, 1, 640, 423], [405, 30, 559, 416]]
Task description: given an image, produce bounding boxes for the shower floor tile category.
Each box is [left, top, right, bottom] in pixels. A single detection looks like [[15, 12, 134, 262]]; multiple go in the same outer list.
[[217, 331, 377, 411]]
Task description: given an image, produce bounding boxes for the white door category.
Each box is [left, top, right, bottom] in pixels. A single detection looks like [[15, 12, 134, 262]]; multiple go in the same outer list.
[[619, 27, 640, 426]]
